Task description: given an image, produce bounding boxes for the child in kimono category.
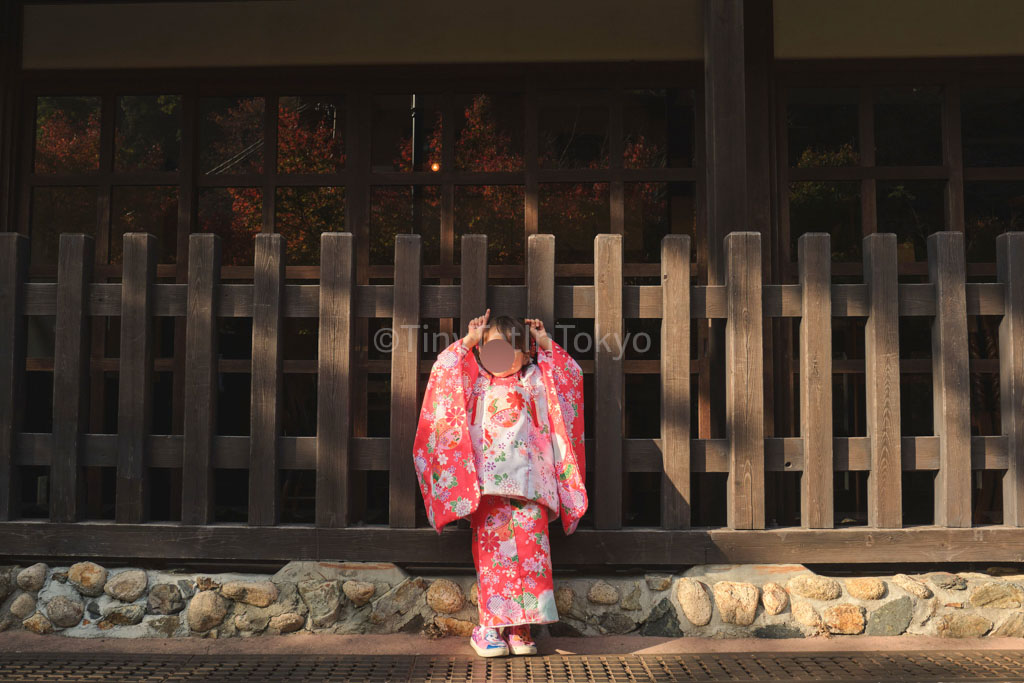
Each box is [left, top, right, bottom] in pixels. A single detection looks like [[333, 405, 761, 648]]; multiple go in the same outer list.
[[413, 310, 588, 658]]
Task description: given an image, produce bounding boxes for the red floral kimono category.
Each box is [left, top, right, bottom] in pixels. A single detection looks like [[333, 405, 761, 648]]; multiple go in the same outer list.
[[413, 338, 587, 627]]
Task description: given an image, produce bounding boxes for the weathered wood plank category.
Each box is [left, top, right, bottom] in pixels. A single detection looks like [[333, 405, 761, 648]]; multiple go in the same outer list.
[[460, 235, 487, 336], [249, 233, 284, 526], [863, 233, 902, 528], [182, 234, 220, 526], [929, 232, 972, 528], [527, 234, 555, 332], [317, 233, 354, 528], [999, 232, 1024, 526], [594, 234, 624, 529], [660, 235, 691, 529], [799, 233, 833, 529], [0, 233, 27, 520], [51, 235, 94, 523], [725, 232, 765, 530], [389, 235, 421, 528], [116, 233, 157, 523]]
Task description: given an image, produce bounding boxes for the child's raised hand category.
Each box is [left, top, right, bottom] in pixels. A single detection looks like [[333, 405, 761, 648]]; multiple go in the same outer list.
[[463, 309, 490, 349], [525, 318, 552, 352]]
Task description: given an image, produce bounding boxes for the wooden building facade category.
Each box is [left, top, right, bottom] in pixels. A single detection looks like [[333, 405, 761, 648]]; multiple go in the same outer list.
[[1, 0, 1024, 566]]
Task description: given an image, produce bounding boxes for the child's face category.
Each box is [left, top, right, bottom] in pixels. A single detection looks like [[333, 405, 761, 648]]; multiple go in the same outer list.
[[482, 327, 528, 377]]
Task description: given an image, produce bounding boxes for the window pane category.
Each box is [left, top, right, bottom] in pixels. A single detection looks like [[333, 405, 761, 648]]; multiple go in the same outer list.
[[539, 95, 609, 169], [963, 88, 1024, 167], [110, 186, 178, 264], [789, 181, 861, 262], [115, 95, 182, 172], [454, 93, 524, 172], [372, 94, 443, 173], [197, 187, 262, 265], [624, 182, 695, 263], [965, 182, 1024, 262], [624, 88, 694, 168], [539, 183, 610, 262], [370, 186, 441, 265], [278, 96, 346, 173], [787, 88, 859, 168], [876, 180, 946, 263], [30, 186, 96, 267], [874, 87, 942, 166], [275, 186, 345, 265], [454, 185, 524, 265], [34, 96, 101, 174], [200, 97, 265, 175]]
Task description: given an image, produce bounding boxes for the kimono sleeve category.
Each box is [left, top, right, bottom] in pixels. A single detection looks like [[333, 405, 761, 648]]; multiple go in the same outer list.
[[536, 340, 588, 535], [411, 340, 482, 533]]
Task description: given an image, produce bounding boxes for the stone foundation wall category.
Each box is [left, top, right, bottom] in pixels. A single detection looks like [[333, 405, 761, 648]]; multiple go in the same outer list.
[[2, 561, 1024, 640]]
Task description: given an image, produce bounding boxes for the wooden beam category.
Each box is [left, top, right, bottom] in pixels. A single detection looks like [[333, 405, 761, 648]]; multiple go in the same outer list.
[[316, 232, 354, 528], [863, 233, 902, 528], [527, 233, 555, 332], [389, 234, 421, 528], [249, 233, 285, 526], [660, 234, 691, 529], [51, 234, 94, 523], [181, 233, 220, 526], [116, 233, 157, 524], [725, 231, 765, 529], [999, 232, 1024, 527], [594, 234, 624, 529], [459, 234, 487, 336], [929, 231, 971, 528], [799, 233, 833, 529], [0, 233, 27, 520]]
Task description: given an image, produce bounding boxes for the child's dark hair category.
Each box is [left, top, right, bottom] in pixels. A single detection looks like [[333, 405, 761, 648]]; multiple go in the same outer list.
[[488, 314, 531, 358]]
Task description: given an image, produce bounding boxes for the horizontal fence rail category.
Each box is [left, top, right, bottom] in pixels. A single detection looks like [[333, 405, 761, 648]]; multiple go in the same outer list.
[[0, 229, 1023, 564]]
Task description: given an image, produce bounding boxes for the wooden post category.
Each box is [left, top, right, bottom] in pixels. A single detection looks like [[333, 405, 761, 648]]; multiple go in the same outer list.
[[661, 234, 691, 529], [460, 235, 487, 336], [998, 232, 1024, 526], [51, 234, 94, 522], [390, 234, 421, 528], [725, 231, 764, 530], [863, 233, 902, 528], [116, 232, 157, 523], [250, 233, 284, 526], [929, 231, 971, 528], [181, 233, 220, 525], [527, 234, 555, 332], [0, 233, 27, 520], [317, 232, 354, 528], [594, 234, 623, 530], [798, 233, 833, 528]]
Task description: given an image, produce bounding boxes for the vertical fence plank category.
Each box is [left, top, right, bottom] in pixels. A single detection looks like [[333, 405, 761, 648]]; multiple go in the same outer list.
[[250, 233, 284, 526], [460, 235, 488, 336], [798, 233, 833, 528], [0, 233, 27, 520], [51, 234, 93, 522], [863, 232, 902, 528], [527, 234, 555, 332], [594, 234, 623, 529], [390, 234, 421, 528], [998, 232, 1024, 526], [182, 233, 220, 526], [725, 232, 765, 530], [116, 233, 157, 523], [661, 234, 691, 529], [929, 231, 971, 528], [317, 232, 354, 528]]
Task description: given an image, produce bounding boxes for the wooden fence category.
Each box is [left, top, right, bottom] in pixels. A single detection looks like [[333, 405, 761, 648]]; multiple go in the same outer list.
[[1, 228, 1024, 565]]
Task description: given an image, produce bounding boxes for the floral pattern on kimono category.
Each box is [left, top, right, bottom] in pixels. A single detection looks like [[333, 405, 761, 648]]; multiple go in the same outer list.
[[412, 338, 587, 535], [471, 495, 558, 628]]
